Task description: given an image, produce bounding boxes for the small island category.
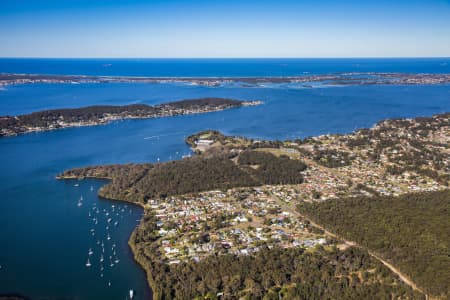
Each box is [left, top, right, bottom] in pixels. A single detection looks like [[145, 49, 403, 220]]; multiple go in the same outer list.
[[0, 98, 261, 137], [58, 112, 450, 299]]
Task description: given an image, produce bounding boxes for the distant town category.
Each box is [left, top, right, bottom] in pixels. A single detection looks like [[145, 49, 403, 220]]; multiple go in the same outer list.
[[1, 72, 450, 88]]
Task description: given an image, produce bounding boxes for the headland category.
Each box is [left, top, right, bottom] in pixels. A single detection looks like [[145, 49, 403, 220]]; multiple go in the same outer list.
[[0, 98, 261, 137], [58, 112, 450, 299]]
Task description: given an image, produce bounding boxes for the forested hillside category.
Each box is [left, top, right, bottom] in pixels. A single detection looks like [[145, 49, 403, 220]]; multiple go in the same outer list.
[[59, 151, 306, 203], [297, 190, 450, 298]]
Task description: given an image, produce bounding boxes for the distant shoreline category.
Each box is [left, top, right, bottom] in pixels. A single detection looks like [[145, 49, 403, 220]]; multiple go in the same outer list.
[[1, 72, 450, 88]]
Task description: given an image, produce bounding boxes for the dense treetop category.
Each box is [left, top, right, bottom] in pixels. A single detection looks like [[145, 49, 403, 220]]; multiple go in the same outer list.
[[59, 150, 306, 203], [297, 190, 450, 299]]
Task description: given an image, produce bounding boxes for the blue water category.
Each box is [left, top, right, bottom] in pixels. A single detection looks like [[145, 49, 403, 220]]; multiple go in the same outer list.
[[1, 58, 450, 76], [0, 59, 450, 300], [1, 83, 449, 138]]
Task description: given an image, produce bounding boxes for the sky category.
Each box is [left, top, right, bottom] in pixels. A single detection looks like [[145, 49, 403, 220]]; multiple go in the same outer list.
[[0, 0, 449, 58]]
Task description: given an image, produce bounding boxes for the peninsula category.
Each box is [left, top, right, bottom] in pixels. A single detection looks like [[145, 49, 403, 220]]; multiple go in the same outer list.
[[0, 98, 261, 137], [58, 112, 450, 299]]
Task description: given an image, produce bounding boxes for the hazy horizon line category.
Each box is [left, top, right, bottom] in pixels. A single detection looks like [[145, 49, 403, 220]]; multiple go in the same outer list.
[[1, 56, 450, 60]]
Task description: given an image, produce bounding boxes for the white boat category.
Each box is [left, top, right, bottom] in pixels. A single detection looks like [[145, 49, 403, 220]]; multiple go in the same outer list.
[[107, 233, 111, 240], [74, 183, 79, 187], [115, 258, 120, 264], [88, 248, 93, 256], [114, 221, 119, 226], [77, 201, 83, 207], [85, 258, 91, 267], [90, 186, 94, 191], [100, 254, 104, 262], [129, 289, 134, 299], [108, 281, 111, 287]]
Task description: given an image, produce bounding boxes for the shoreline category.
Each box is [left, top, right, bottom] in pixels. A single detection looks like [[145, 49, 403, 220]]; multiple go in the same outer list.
[[57, 113, 449, 299], [128, 229, 160, 300], [1, 72, 450, 88]]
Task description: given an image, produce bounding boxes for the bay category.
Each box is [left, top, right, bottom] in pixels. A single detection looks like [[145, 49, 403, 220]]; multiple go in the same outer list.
[[0, 59, 450, 299]]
